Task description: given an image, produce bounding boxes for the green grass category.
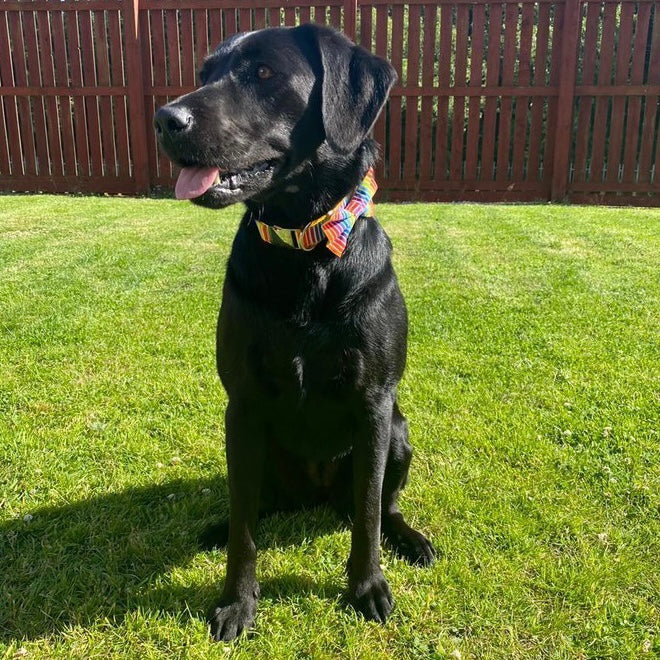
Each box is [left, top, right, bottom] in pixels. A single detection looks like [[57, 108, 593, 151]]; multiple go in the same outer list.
[[1, 196, 658, 659]]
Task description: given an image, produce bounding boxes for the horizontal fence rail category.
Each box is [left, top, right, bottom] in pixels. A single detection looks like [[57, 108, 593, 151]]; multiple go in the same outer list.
[[0, 0, 658, 204]]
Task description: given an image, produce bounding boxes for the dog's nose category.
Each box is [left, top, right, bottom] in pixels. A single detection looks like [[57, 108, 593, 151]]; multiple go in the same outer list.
[[154, 105, 193, 137]]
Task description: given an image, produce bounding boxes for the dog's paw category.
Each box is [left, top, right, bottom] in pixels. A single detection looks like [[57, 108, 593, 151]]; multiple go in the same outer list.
[[348, 571, 394, 624], [385, 525, 436, 566], [208, 596, 257, 642], [199, 520, 229, 550]]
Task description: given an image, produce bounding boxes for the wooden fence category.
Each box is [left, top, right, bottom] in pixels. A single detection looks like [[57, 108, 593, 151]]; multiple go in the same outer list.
[[0, 0, 658, 204]]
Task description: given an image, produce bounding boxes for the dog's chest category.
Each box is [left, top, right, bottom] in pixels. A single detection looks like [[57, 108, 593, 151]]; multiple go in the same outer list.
[[248, 340, 365, 401]]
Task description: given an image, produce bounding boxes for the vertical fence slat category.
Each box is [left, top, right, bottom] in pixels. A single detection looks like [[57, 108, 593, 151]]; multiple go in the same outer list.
[[572, 0, 600, 183], [464, 4, 485, 181], [22, 11, 51, 176], [621, 3, 652, 184], [450, 4, 468, 182], [389, 4, 404, 183], [125, 0, 149, 192], [544, 0, 565, 191], [434, 4, 452, 181], [108, 9, 130, 178], [8, 12, 38, 176], [605, 3, 636, 185], [527, 2, 550, 184], [193, 9, 208, 69], [404, 4, 421, 183], [511, 1, 533, 181], [37, 11, 64, 178], [638, 12, 660, 183], [94, 10, 117, 177], [588, 2, 617, 185], [496, 2, 519, 182], [0, 11, 16, 176], [372, 4, 387, 181], [550, 0, 580, 200], [52, 11, 77, 177], [480, 2, 503, 181], [419, 3, 437, 181], [79, 10, 104, 178]]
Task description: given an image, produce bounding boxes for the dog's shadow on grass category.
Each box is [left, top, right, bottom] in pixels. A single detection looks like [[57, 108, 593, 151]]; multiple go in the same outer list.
[[0, 477, 346, 642]]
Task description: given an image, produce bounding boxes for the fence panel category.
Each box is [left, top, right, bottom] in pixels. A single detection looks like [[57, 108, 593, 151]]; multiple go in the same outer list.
[[0, 0, 136, 193], [567, 0, 660, 203], [0, 0, 658, 203]]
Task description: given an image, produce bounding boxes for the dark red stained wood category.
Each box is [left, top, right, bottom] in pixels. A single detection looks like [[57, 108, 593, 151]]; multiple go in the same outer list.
[[433, 4, 452, 182], [284, 6, 296, 25], [450, 5, 468, 182], [165, 9, 182, 87], [372, 4, 387, 180], [464, 4, 484, 181], [638, 13, 660, 184], [139, 4, 160, 190], [358, 2, 371, 50], [605, 2, 635, 184], [479, 2, 503, 181], [527, 2, 550, 184], [94, 11, 117, 177], [404, 4, 421, 181], [179, 10, 194, 86], [0, 94, 9, 176], [193, 9, 208, 70], [550, 0, 581, 200], [224, 7, 237, 37], [388, 4, 404, 182], [544, 0, 566, 190], [511, 1, 533, 181], [268, 7, 280, 27], [621, 2, 652, 183], [496, 2, 518, 181], [78, 10, 104, 178], [589, 1, 617, 184], [207, 9, 221, 45], [419, 4, 437, 181], [36, 10, 64, 178], [7, 11, 38, 176], [254, 7, 266, 28], [148, 10, 171, 180], [329, 4, 341, 30], [343, 0, 356, 40], [107, 9, 130, 178], [0, 11, 16, 176], [64, 9, 91, 178], [572, 0, 600, 183], [239, 7, 251, 30]]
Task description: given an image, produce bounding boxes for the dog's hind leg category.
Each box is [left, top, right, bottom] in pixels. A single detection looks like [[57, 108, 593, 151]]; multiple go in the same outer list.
[[380, 402, 435, 566]]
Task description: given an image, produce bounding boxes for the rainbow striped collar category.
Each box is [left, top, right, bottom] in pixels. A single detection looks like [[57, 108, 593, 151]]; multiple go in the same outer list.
[[254, 168, 377, 257]]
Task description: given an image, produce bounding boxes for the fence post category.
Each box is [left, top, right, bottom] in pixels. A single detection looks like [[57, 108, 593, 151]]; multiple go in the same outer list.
[[550, 0, 581, 201], [344, 0, 357, 41], [123, 0, 150, 194]]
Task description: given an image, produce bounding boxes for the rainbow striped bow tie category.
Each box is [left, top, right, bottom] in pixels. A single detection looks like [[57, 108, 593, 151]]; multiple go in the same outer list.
[[255, 168, 378, 257]]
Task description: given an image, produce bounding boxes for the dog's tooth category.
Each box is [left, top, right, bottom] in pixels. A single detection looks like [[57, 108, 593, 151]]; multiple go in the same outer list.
[[213, 173, 221, 185]]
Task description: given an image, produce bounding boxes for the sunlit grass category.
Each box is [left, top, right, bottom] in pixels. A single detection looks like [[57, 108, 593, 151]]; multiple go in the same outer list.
[[1, 196, 658, 658]]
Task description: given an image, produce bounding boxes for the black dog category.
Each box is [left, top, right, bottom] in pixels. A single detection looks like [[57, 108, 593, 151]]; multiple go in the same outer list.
[[154, 24, 434, 642]]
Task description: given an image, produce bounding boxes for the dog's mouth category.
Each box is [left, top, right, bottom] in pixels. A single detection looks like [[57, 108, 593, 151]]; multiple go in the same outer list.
[[175, 161, 277, 202]]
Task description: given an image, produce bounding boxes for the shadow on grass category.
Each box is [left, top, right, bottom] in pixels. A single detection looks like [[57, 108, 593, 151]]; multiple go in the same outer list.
[[0, 477, 346, 642]]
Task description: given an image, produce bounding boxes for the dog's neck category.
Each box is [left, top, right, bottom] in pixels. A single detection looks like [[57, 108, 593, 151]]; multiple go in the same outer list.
[[244, 140, 378, 229]]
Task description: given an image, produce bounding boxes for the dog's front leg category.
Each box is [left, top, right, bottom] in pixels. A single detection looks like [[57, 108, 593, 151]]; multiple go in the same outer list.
[[347, 400, 394, 623], [208, 401, 264, 642]]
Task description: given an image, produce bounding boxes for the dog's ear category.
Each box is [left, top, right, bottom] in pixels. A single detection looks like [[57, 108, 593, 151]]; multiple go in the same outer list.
[[315, 28, 397, 155]]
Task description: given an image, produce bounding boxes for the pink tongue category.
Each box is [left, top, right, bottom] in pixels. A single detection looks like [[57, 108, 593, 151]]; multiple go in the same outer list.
[[175, 166, 221, 200]]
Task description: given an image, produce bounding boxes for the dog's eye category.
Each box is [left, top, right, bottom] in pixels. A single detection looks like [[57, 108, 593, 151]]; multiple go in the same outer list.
[[256, 65, 274, 81]]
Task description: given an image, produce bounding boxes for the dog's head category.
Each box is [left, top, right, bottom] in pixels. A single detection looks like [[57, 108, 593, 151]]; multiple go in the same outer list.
[[154, 24, 396, 209]]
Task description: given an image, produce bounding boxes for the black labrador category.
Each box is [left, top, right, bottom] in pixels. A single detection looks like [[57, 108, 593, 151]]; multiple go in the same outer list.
[[154, 24, 434, 642]]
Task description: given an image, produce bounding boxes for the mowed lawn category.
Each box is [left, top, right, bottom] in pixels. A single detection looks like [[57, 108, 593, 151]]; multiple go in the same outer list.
[[0, 196, 658, 659]]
